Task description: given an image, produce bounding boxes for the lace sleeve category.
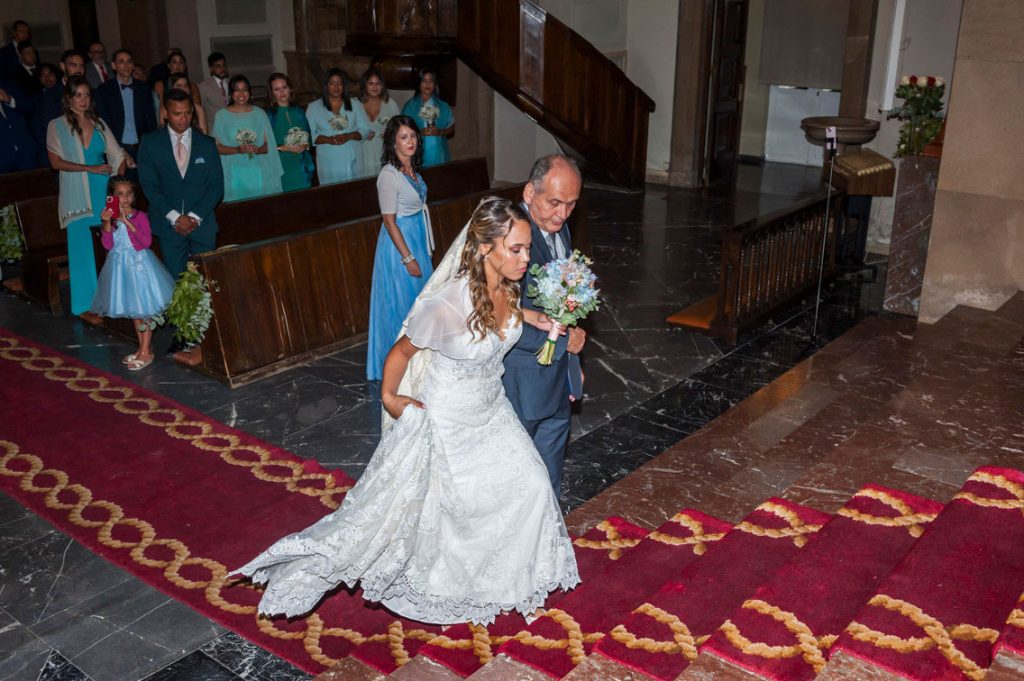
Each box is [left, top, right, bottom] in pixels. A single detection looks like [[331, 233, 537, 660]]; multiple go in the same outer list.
[[405, 285, 472, 360]]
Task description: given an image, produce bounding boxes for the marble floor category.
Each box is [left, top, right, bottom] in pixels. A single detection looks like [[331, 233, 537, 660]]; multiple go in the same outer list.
[[0, 162, 887, 681]]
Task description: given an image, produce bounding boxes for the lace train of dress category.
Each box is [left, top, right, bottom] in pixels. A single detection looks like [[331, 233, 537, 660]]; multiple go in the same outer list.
[[237, 277, 580, 625]]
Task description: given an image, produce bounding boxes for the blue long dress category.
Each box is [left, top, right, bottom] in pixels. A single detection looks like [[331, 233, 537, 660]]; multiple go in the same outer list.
[[91, 219, 175, 319], [306, 99, 371, 185], [401, 95, 452, 167], [66, 130, 109, 315], [367, 167, 434, 380]]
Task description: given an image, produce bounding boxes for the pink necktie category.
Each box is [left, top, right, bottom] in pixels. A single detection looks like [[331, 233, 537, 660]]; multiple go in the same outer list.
[[175, 134, 188, 177]]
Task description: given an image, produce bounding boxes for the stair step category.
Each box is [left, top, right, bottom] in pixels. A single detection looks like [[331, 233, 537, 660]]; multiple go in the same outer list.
[[696, 485, 943, 681], [483, 510, 731, 679], [409, 516, 650, 677], [589, 499, 829, 680], [993, 592, 1024, 671], [821, 466, 1024, 681]]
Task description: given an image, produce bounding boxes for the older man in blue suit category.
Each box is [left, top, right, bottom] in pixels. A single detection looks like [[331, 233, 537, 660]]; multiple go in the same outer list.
[[502, 154, 587, 497], [137, 88, 223, 278]]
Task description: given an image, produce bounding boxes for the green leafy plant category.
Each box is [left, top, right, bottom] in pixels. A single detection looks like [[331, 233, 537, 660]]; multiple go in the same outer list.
[[153, 262, 217, 348], [0, 204, 24, 262], [888, 75, 945, 157]]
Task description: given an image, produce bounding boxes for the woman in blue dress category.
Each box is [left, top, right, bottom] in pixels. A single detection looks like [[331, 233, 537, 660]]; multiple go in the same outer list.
[[306, 68, 370, 185], [46, 76, 127, 319], [400, 69, 453, 167], [213, 75, 283, 202], [366, 115, 435, 381], [267, 72, 314, 192]]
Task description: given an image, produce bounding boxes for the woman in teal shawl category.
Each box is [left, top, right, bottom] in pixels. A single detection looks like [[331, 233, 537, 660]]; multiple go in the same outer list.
[[267, 73, 313, 192], [46, 76, 127, 317], [213, 75, 283, 202], [400, 69, 453, 167]]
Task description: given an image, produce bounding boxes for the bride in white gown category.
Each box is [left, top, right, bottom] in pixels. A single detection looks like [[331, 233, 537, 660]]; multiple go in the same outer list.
[[237, 197, 580, 625]]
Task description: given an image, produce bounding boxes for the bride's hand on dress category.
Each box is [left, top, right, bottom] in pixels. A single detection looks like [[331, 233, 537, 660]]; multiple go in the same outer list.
[[382, 393, 425, 420]]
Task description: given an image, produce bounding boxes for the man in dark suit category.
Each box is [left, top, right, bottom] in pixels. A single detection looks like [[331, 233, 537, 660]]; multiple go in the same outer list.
[[0, 74, 37, 173], [95, 49, 156, 175], [84, 42, 112, 90], [502, 154, 587, 497], [0, 20, 30, 78], [10, 42, 40, 96], [33, 50, 85, 167], [138, 88, 224, 278]]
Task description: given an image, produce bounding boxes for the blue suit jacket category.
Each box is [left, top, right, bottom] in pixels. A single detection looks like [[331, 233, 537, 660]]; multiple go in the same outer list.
[[501, 206, 573, 421], [137, 127, 223, 242], [94, 78, 157, 146], [0, 99, 37, 172]]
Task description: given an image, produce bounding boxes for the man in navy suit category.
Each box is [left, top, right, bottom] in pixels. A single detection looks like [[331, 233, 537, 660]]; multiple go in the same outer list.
[[502, 154, 587, 497], [0, 74, 37, 173], [95, 49, 156, 175], [138, 88, 223, 278], [0, 20, 30, 78]]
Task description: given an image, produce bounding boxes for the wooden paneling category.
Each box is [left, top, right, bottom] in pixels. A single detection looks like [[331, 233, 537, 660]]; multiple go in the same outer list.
[[0, 169, 58, 207]]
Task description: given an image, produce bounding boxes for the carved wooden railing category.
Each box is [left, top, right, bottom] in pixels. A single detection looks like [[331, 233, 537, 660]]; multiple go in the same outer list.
[[667, 193, 843, 344], [344, 0, 655, 187]]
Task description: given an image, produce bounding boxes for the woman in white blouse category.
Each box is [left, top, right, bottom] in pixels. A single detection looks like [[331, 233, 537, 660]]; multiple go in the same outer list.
[[366, 115, 435, 381]]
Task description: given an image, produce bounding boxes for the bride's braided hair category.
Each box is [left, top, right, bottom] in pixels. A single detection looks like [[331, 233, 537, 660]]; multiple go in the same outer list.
[[458, 197, 529, 340]]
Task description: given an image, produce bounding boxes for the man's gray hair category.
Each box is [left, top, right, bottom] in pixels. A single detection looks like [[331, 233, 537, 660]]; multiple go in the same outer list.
[[528, 154, 581, 192]]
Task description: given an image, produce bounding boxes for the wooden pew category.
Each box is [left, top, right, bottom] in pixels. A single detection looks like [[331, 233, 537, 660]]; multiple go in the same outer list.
[[11, 196, 68, 314], [667, 193, 842, 344], [190, 184, 591, 386], [214, 157, 491, 246], [0, 169, 58, 207]]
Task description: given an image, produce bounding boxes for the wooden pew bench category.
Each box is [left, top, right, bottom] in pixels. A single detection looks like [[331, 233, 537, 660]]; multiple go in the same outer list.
[[8, 196, 69, 314], [0, 168, 58, 207], [667, 193, 842, 344]]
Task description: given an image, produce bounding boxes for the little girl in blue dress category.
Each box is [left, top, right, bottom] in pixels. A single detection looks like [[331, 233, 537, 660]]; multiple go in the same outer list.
[[90, 176, 176, 371]]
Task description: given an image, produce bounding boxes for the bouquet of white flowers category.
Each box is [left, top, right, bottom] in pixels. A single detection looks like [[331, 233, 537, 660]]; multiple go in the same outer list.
[[419, 103, 440, 126], [329, 113, 349, 131], [526, 250, 600, 365], [235, 128, 257, 158], [376, 115, 391, 134], [284, 127, 309, 147]]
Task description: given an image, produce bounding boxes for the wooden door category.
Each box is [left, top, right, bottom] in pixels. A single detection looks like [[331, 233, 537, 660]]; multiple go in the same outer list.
[[706, 0, 748, 184]]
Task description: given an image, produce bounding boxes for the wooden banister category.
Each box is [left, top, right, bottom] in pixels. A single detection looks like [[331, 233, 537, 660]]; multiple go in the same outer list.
[[668, 193, 843, 344]]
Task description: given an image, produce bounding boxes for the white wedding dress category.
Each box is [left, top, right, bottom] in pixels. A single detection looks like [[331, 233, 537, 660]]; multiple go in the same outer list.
[[237, 275, 580, 625]]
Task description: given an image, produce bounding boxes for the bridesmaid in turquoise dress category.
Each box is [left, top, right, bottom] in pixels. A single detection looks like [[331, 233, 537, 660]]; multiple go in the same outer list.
[[45, 76, 127, 318], [306, 68, 371, 185], [213, 75, 283, 202], [400, 69, 453, 167], [367, 115, 434, 380], [267, 73, 313, 192]]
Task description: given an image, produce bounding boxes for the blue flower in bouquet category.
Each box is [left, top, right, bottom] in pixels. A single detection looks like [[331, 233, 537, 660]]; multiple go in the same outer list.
[[526, 250, 600, 365]]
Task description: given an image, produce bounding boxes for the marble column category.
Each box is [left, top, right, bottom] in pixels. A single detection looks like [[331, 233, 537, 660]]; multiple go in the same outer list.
[[883, 156, 941, 316]]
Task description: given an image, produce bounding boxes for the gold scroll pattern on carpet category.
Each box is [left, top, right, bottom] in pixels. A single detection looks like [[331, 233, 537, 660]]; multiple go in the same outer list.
[[0, 439, 436, 670], [446, 512, 729, 667], [0, 337, 350, 510], [954, 469, 1024, 514], [845, 595, 999, 681], [605, 502, 823, 662], [716, 487, 940, 674]]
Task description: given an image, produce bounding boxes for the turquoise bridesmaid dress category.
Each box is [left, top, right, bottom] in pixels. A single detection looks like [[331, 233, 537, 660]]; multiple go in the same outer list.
[[66, 130, 109, 315], [401, 95, 452, 167]]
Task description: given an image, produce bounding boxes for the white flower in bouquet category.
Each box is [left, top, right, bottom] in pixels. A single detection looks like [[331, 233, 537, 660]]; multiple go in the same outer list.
[[235, 128, 258, 158], [329, 113, 349, 131], [376, 115, 391, 133], [284, 126, 309, 147], [900, 75, 911, 86], [419, 103, 440, 125]]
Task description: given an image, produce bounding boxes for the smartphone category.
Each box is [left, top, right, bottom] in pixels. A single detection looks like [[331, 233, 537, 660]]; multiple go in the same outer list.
[[105, 195, 120, 220]]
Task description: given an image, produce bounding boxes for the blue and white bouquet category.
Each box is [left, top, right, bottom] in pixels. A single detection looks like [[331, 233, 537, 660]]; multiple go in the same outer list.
[[329, 113, 349, 131], [526, 250, 600, 365]]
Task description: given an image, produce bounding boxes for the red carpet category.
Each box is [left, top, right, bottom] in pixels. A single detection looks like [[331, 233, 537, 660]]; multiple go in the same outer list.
[[0, 331, 452, 673], [702, 485, 943, 680], [592, 498, 829, 680], [493, 509, 732, 678], [994, 592, 1024, 659], [413, 516, 650, 677], [832, 467, 1024, 680]]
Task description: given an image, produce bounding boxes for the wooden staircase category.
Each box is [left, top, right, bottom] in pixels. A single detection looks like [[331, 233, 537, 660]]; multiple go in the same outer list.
[[311, 294, 1024, 680], [344, 0, 655, 188]]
